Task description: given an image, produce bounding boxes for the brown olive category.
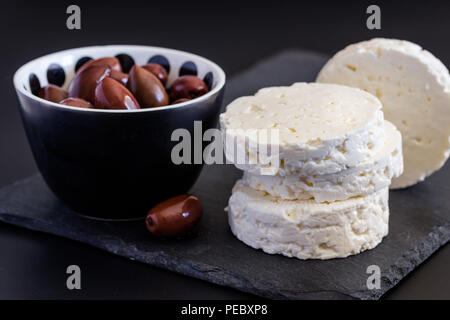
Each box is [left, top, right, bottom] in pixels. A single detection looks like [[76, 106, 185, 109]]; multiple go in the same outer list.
[[94, 77, 140, 110], [126, 65, 169, 108], [60, 97, 93, 109], [146, 194, 203, 237], [171, 98, 191, 105], [169, 75, 209, 101], [76, 57, 122, 74], [142, 63, 168, 85], [110, 70, 129, 86], [68, 65, 111, 104], [38, 84, 68, 103]]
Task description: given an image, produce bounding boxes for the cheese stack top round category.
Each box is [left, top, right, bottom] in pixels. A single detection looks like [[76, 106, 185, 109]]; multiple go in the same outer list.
[[220, 82, 385, 176], [317, 38, 450, 188]]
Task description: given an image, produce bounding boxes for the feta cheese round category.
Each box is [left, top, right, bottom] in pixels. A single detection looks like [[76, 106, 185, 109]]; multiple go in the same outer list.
[[220, 82, 385, 176], [243, 120, 403, 202], [228, 180, 389, 260], [317, 38, 450, 188]]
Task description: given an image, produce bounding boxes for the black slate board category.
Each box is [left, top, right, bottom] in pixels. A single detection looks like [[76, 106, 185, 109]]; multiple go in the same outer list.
[[0, 50, 449, 300]]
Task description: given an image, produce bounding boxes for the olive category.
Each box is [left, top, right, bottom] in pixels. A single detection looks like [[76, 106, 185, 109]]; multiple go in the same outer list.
[[110, 70, 129, 86], [76, 57, 122, 74], [43, 55, 212, 111], [169, 75, 209, 102], [126, 65, 169, 108], [142, 63, 168, 85], [146, 194, 203, 237], [94, 77, 140, 110], [68, 65, 111, 104], [38, 84, 68, 103], [60, 97, 93, 109]]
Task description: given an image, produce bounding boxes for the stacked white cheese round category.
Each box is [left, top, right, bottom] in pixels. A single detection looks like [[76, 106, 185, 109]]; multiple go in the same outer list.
[[229, 181, 390, 260], [220, 82, 403, 260]]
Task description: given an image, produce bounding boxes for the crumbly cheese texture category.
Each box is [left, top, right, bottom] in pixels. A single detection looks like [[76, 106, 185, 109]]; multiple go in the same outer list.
[[317, 38, 450, 188], [220, 83, 385, 176], [243, 121, 403, 202], [228, 180, 389, 260]]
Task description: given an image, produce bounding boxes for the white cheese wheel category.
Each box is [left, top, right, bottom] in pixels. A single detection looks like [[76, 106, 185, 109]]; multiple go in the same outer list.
[[228, 180, 389, 260], [243, 120, 403, 202], [220, 82, 385, 176], [317, 38, 450, 188]]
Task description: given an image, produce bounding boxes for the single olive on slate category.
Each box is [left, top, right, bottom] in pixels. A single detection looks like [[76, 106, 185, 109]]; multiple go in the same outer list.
[[126, 65, 169, 108], [146, 194, 203, 237], [94, 77, 140, 110], [110, 70, 129, 86], [76, 57, 122, 74], [171, 98, 191, 105], [38, 84, 68, 103], [142, 63, 168, 85], [68, 65, 111, 104], [60, 97, 93, 109], [169, 75, 209, 102]]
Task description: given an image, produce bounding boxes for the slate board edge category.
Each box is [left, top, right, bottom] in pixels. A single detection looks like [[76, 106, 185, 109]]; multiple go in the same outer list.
[[374, 222, 450, 299], [0, 175, 449, 300], [0, 206, 355, 300], [345, 221, 449, 300]]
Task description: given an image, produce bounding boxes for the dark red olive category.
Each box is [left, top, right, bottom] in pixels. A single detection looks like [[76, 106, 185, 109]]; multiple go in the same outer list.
[[60, 97, 93, 109], [68, 65, 111, 104], [76, 57, 122, 74], [94, 77, 140, 110], [169, 75, 209, 101], [146, 194, 203, 237], [142, 63, 168, 85], [126, 65, 169, 108], [171, 98, 191, 105], [38, 84, 68, 103], [110, 70, 129, 86]]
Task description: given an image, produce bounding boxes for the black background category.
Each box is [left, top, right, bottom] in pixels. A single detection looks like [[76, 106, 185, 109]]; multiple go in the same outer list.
[[0, 0, 449, 299]]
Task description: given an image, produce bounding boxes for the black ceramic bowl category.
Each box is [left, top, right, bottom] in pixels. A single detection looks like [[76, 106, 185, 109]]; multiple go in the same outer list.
[[13, 45, 226, 220]]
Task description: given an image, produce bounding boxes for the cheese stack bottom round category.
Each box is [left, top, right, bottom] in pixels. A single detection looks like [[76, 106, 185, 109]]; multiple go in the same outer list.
[[228, 180, 389, 260]]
